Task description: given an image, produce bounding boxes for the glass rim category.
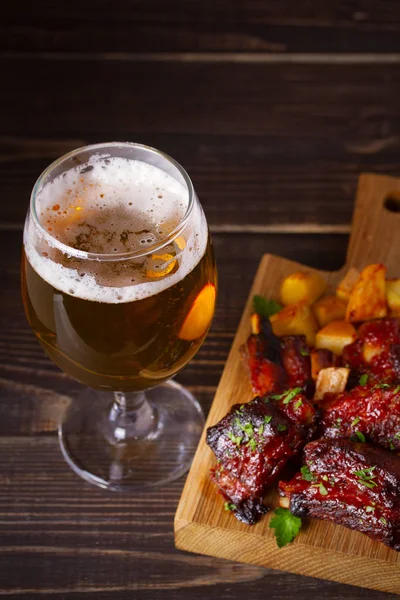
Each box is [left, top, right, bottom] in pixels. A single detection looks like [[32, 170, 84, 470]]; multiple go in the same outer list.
[[29, 141, 195, 262]]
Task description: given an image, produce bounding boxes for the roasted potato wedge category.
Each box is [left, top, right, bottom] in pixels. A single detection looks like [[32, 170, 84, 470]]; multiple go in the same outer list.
[[313, 295, 347, 328], [315, 320, 357, 356], [336, 267, 360, 301], [345, 264, 387, 322], [386, 279, 400, 317], [270, 303, 318, 346], [280, 271, 327, 307], [314, 367, 350, 402]]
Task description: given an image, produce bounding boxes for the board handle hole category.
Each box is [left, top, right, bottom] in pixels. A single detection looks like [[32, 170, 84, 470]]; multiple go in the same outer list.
[[384, 194, 400, 213]]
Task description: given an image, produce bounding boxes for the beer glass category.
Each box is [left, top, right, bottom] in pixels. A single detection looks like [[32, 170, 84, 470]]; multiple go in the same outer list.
[[21, 142, 217, 490]]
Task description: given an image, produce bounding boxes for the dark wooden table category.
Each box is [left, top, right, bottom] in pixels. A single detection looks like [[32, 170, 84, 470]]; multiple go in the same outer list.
[[2, 3, 400, 598]]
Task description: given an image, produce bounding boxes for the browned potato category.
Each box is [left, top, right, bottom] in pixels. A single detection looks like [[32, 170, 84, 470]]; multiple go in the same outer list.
[[280, 271, 327, 307], [336, 267, 360, 301], [270, 303, 318, 346], [314, 367, 350, 402], [315, 320, 357, 356], [386, 279, 400, 316], [345, 264, 387, 322], [313, 295, 347, 328]]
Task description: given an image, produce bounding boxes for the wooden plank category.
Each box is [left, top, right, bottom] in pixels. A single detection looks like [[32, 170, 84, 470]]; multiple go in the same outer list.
[[3, 59, 400, 137], [175, 174, 400, 594], [3, 1, 400, 53], [2, 58, 400, 228]]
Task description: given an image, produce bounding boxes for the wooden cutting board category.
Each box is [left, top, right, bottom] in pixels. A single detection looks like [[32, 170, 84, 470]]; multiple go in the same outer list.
[[174, 174, 400, 595]]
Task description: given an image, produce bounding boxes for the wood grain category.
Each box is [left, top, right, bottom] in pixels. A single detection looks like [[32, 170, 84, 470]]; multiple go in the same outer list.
[[175, 174, 400, 594], [3, 1, 400, 54], [2, 58, 400, 230]]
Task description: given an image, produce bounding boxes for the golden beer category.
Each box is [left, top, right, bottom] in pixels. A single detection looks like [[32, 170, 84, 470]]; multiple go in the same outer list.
[[22, 152, 216, 392]]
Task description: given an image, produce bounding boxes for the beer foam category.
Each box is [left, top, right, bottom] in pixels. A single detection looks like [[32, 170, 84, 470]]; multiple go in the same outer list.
[[25, 155, 208, 303]]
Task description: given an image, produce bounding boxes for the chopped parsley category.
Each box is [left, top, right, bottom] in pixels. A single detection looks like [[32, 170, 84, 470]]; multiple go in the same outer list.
[[253, 295, 282, 318], [395, 432, 400, 440], [294, 399, 303, 410], [365, 506, 375, 513], [351, 416, 361, 427], [271, 387, 302, 405], [353, 431, 366, 443], [264, 415, 272, 424], [239, 422, 254, 437], [224, 502, 236, 511], [372, 383, 391, 391], [380, 517, 388, 525], [354, 466, 377, 479], [312, 482, 328, 496], [354, 465, 377, 488], [390, 442, 395, 451], [247, 438, 257, 452], [358, 479, 377, 489], [359, 374, 369, 386], [227, 432, 243, 447], [258, 424, 264, 435], [277, 424, 287, 432], [300, 348, 309, 357], [269, 507, 302, 548], [301, 465, 316, 482]]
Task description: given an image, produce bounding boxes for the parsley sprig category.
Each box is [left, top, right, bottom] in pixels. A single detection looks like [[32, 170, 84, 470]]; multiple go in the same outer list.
[[269, 508, 302, 548], [354, 465, 378, 489], [270, 387, 302, 405], [253, 295, 282, 318]]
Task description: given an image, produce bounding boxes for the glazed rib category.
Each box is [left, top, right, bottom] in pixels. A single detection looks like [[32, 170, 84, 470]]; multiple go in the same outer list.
[[343, 318, 400, 384], [207, 392, 317, 524], [241, 315, 312, 396], [279, 438, 400, 551], [322, 383, 400, 451]]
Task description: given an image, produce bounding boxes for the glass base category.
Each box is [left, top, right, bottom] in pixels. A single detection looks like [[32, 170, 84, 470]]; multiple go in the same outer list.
[[58, 380, 205, 491]]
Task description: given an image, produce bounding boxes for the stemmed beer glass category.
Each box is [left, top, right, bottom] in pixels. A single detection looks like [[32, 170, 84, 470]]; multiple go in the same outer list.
[[21, 142, 217, 490]]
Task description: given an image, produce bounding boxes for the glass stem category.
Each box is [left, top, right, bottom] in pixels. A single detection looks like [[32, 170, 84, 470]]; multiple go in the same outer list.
[[107, 390, 158, 443]]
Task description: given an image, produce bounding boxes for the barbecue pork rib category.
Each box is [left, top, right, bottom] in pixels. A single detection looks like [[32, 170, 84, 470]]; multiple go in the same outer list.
[[322, 383, 400, 451], [279, 439, 400, 551], [343, 318, 400, 384], [241, 315, 312, 397], [207, 392, 317, 524]]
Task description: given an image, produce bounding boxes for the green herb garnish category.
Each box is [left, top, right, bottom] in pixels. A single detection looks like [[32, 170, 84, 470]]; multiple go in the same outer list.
[[351, 416, 361, 427], [365, 506, 375, 513], [359, 374, 369, 386], [312, 482, 328, 496], [227, 432, 243, 447], [269, 508, 302, 548], [224, 502, 236, 511], [247, 438, 257, 452], [294, 399, 303, 410], [264, 415, 272, 424], [258, 424, 264, 435], [271, 387, 302, 405], [301, 465, 316, 482], [277, 424, 287, 432], [354, 431, 366, 443], [253, 295, 282, 318], [300, 348, 309, 357]]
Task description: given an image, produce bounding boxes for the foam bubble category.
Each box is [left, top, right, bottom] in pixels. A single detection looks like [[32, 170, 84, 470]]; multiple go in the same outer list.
[[25, 155, 208, 303]]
